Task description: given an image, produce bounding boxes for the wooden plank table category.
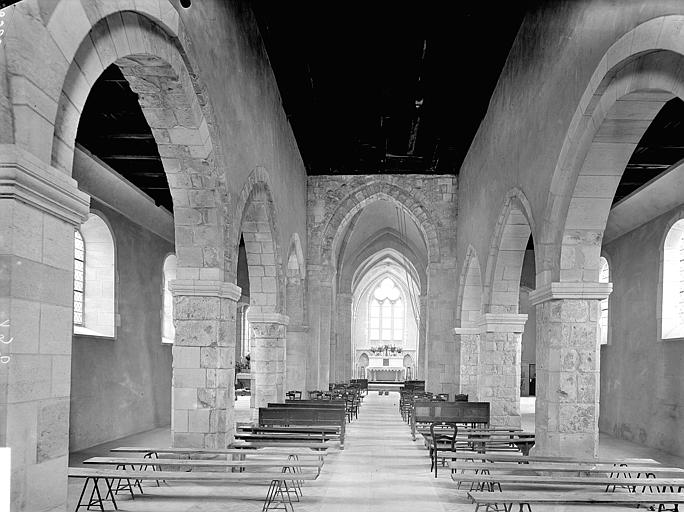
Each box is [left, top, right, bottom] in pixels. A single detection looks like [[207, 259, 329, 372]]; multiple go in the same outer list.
[[467, 490, 684, 512], [69, 467, 318, 512], [452, 472, 684, 492], [450, 461, 684, 476], [446, 450, 662, 466]]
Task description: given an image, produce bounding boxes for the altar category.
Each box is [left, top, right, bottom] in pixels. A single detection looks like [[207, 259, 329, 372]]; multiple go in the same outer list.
[[366, 355, 406, 382]]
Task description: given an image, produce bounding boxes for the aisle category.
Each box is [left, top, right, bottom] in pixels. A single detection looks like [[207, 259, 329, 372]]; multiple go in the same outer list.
[[298, 391, 466, 512]]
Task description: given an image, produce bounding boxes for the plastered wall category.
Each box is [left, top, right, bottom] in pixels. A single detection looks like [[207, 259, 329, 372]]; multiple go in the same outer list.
[[70, 152, 174, 452], [600, 204, 684, 456]]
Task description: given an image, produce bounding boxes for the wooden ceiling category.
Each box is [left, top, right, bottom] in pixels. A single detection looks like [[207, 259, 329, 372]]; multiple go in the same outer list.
[[251, 1, 529, 175], [76, 65, 171, 211]]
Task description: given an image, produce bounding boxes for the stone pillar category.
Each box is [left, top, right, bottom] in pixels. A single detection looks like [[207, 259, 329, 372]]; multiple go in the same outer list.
[[453, 327, 480, 398], [334, 292, 352, 383], [169, 280, 240, 449], [476, 314, 527, 427], [247, 312, 289, 417], [0, 145, 90, 512], [425, 263, 459, 396], [306, 264, 333, 391], [286, 325, 309, 392], [529, 282, 612, 458], [417, 294, 428, 380]]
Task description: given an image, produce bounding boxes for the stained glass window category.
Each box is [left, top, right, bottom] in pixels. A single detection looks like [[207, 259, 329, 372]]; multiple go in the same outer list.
[[74, 230, 85, 325]]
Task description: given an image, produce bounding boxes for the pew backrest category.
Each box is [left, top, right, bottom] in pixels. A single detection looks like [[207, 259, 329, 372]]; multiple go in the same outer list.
[[411, 400, 489, 439]]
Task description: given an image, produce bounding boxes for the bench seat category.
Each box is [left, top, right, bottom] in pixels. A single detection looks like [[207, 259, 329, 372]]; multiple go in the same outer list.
[[69, 466, 319, 512], [467, 490, 684, 512]]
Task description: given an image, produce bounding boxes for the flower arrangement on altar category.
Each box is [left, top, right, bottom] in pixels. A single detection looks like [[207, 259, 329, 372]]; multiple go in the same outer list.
[[369, 344, 403, 356]]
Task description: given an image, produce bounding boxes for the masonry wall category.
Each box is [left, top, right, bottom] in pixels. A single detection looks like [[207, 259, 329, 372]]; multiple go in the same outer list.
[[456, 2, 684, 279], [307, 174, 458, 391], [599, 204, 684, 456], [177, 0, 308, 278], [69, 151, 174, 452]]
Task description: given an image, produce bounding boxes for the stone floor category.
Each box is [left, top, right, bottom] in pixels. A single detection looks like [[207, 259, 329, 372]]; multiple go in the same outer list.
[[67, 393, 684, 512]]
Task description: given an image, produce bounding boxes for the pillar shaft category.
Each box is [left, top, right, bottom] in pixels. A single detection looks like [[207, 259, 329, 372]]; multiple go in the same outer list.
[[333, 293, 352, 383], [453, 327, 480, 398], [530, 282, 612, 458], [247, 313, 288, 416], [0, 145, 90, 512], [476, 314, 526, 427], [417, 294, 428, 380], [170, 280, 239, 449]]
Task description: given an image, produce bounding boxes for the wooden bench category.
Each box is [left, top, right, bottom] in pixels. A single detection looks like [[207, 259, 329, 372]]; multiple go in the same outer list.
[[411, 401, 490, 440], [239, 425, 340, 437], [452, 472, 684, 493], [450, 461, 684, 475], [68, 466, 319, 512], [259, 407, 346, 449], [447, 450, 661, 466], [111, 446, 329, 463], [467, 490, 684, 512], [424, 432, 536, 456]]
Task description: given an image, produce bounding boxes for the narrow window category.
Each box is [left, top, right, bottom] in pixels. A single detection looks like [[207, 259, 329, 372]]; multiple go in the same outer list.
[[599, 256, 609, 345], [74, 230, 85, 325]]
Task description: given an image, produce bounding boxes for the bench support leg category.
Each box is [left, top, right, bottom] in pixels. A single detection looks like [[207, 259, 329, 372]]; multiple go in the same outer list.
[[263, 480, 294, 512]]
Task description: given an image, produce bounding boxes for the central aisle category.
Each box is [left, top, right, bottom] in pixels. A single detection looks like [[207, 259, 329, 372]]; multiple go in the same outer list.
[[299, 391, 466, 512]]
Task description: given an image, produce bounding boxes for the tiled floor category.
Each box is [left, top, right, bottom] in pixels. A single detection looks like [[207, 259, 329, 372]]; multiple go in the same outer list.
[[67, 393, 684, 511]]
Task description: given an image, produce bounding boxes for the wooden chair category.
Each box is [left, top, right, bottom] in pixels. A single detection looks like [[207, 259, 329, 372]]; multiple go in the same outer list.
[[429, 421, 458, 478], [436, 393, 449, 401], [454, 393, 468, 402]]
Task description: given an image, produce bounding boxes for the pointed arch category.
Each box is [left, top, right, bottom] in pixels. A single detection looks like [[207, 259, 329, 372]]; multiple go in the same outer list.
[[457, 245, 483, 328]]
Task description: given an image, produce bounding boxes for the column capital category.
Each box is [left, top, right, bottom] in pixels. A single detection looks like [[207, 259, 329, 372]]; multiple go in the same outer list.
[[529, 281, 613, 306], [0, 144, 90, 225], [169, 279, 242, 301], [246, 312, 290, 326], [477, 313, 528, 333], [453, 327, 480, 336], [287, 324, 309, 333]]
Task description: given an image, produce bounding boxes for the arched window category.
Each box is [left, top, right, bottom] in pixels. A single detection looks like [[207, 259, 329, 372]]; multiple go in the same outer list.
[[162, 254, 177, 344], [74, 230, 85, 325], [369, 277, 404, 343], [599, 256, 610, 345], [74, 213, 116, 338], [662, 218, 684, 339]]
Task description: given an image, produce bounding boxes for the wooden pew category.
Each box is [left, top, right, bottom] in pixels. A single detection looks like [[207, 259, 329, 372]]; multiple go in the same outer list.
[[68, 466, 319, 512], [280, 400, 346, 407], [411, 401, 490, 440], [467, 490, 684, 512], [259, 407, 346, 449]]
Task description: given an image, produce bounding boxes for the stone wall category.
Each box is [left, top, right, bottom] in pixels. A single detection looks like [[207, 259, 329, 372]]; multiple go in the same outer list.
[[307, 174, 458, 392], [600, 204, 684, 456]]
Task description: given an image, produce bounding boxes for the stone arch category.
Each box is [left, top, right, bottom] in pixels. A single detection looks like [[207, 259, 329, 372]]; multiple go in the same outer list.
[[457, 245, 483, 328], [318, 183, 440, 268], [483, 188, 535, 314], [342, 234, 426, 295], [542, 15, 684, 286], [42, 9, 228, 278], [5, 1, 181, 160], [236, 167, 284, 314]]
